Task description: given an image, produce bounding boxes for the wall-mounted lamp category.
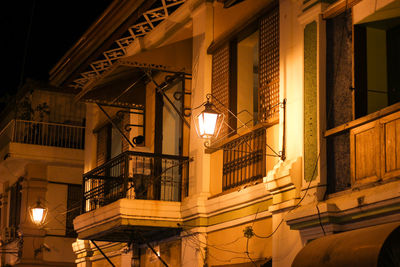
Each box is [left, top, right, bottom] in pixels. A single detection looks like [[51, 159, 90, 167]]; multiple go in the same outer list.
[[193, 93, 287, 161], [30, 199, 48, 226], [194, 95, 224, 139]]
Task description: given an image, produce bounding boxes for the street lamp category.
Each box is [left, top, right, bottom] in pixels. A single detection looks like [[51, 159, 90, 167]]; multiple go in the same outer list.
[[30, 200, 48, 226], [194, 98, 224, 139]]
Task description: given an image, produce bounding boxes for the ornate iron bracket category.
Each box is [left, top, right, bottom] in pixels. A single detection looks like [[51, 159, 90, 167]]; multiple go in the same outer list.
[[116, 109, 145, 132]]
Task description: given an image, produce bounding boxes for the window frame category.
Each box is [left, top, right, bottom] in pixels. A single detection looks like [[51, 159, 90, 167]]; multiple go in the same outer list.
[[66, 184, 82, 237], [210, 4, 280, 192]]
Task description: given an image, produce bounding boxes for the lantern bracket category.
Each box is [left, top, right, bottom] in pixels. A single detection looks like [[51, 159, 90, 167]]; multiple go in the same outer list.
[[196, 93, 286, 161]]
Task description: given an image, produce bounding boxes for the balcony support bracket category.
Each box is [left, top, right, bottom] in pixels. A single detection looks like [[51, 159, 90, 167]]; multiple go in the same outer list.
[[97, 103, 135, 148], [143, 69, 190, 128], [91, 240, 115, 267], [136, 231, 169, 267]]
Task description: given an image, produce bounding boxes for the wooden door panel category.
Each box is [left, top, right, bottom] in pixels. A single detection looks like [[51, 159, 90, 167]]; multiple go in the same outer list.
[[380, 112, 400, 179], [350, 121, 380, 185]]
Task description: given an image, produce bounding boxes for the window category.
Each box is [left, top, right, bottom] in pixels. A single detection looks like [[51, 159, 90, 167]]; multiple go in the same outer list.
[[211, 5, 279, 191], [96, 118, 130, 167], [66, 184, 82, 237], [236, 30, 259, 128], [325, 8, 400, 193], [9, 181, 22, 228], [211, 6, 279, 138], [354, 17, 400, 117]]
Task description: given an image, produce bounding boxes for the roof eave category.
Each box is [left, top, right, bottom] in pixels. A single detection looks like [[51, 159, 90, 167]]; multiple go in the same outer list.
[[49, 0, 152, 88]]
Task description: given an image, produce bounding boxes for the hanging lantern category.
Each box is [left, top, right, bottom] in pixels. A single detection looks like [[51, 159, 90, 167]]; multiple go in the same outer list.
[[195, 101, 224, 139], [30, 200, 48, 226]]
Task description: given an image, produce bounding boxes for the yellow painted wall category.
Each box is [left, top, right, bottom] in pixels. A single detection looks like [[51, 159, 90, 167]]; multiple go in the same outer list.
[[92, 255, 122, 267], [213, 0, 274, 41], [43, 236, 76, 263], [47, 165, 82, 184], [266, 124, 280, 172], [207, 217, 272, 266], [210, 149, 223, 196], [140, 239, 181, 267], [45, 183, 68, 236]]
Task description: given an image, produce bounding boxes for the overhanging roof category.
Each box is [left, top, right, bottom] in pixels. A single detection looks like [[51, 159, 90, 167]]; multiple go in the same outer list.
[[76, 38, 192, 106], [49, 0, 154, 87], [292, 222, 400, 267]]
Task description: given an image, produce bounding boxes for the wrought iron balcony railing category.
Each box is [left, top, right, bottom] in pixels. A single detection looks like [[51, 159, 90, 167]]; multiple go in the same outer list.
[[222, 127, 266, 191], [82, 151, 189, 213], [0, 119, 85, 150]]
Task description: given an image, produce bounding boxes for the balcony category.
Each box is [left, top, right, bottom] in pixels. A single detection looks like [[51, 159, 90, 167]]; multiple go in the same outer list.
[[75, 151, 189, 242], [0, 119, 85, 150], [326, 103, 400, 193], [0, 119, 84, 167]]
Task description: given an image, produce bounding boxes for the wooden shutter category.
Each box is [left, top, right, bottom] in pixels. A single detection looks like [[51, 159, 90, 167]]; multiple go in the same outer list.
[[66, 184, 82, 237], [211, 43, 231, 138], [96, 125, 109, 166], [121, 113, 130, 152], [9, 182, 21, 228], [259, 6, 279, 123]]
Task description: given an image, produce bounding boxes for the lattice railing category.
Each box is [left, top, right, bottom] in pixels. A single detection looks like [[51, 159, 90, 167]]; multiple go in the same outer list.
[[222, 127, 266, 191], [82, 151, 189, 213]]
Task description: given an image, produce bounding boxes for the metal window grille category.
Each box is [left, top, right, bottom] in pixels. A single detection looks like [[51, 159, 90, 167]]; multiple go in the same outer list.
[[222, 127, 266, 190]]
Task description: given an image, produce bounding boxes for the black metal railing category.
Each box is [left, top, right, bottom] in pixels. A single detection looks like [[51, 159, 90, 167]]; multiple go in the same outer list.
[[222, 127, 266, 191], [82, 151, 189, 213]]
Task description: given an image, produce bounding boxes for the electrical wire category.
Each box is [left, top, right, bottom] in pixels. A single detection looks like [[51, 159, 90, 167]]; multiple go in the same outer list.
[[183, 232, 265, 264], [180, 227, 252, 256], [252, 153, 320, 239], [246, 237, 257, 267], [316, 205, 326, 235]]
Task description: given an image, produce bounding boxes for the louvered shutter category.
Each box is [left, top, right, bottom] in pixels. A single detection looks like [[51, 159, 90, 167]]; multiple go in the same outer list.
[[121, 113, 130, 152], [259, 6, 280, 123], [96, 125, 109, 166]]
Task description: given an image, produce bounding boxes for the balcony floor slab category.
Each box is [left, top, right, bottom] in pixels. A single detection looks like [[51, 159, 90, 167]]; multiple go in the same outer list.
[[74, 198, 182, 243]]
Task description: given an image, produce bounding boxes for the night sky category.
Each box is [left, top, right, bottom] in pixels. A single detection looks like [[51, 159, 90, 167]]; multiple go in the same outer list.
[[0, 1, 112, 107]]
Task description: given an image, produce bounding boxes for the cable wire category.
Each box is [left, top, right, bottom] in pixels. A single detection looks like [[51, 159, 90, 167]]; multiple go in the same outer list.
[[252, 153, 320, 239]]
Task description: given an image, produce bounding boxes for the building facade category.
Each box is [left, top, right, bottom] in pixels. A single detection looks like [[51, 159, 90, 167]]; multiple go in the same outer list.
[[0, 80, 86, 266], [49, 0, 400, 266]]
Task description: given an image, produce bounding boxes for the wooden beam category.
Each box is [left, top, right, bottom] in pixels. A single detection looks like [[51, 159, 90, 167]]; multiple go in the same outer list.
[[324, 102, 400, 137]]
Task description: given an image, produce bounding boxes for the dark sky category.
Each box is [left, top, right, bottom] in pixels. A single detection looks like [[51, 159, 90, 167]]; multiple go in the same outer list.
[[1, 1, 112, 99]]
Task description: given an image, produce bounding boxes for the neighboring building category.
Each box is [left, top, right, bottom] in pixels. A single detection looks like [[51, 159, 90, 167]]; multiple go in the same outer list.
[[0, 80, 85, 266], [49, 0, 400, 266]]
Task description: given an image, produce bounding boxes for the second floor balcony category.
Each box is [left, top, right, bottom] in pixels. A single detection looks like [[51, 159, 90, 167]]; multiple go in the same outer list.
[[326, 103, 400, 194], [0, 119, 85, 150], [0, 119, 85, 167], [75, 151, 189, 242]]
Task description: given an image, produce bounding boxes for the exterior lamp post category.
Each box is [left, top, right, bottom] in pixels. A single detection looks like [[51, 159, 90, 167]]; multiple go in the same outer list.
[[30, 200, 48, 226], [194, 98, 224, 139]]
